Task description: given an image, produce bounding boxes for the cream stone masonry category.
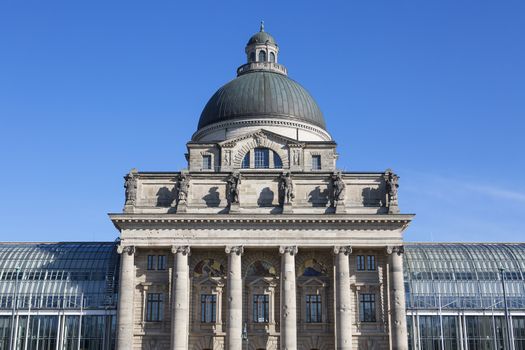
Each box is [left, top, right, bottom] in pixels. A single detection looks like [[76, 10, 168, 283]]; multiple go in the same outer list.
[[171, 246, 191, 349], [113, 26, 414, 350]]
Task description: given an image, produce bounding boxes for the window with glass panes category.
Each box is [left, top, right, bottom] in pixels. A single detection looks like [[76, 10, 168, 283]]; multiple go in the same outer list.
[[359, 293, 376, 322], [157, 255, 166, 270], [241, 152, 250, 168], [200, 294, 216, 323], [367, 255, 376, 271], [147, 255, 155, 270], [305, 294, 322, 323], [356, 255, 365, 271], [146, 293, 163, 321], [202, 155, 212, 170], [254, 148, 270, 168], [311, 155, 321, 170], [253, 294, 269, 323]]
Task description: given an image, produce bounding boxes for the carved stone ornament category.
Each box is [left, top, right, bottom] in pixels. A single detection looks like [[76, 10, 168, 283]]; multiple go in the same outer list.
[[331, 171, 346, 204], [177, 173, 190, 204], [226, 172, 241, 205], [384, 169, 399, 212], [279, 245, 298, 256], [124, 169, 138, 206], [225, 245, 244, 255], [223, 150, 232, 166], [279, 172, 295, 205], [253, 131, 266, 146], [117, 245, 135, 255], [386, 245, 404, 255], [333, 245, 352, 255], [171, 245, 191, 256]]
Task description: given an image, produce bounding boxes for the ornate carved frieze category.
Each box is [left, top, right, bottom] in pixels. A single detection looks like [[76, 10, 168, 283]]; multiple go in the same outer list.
[[279, 245, 298, 256], [225, 245, 244, 255], [333, 245, 352, 255], [171, 245, 191, 256]]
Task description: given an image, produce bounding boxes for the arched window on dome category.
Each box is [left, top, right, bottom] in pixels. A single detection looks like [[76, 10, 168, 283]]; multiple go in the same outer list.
[[250, 52, 256, 62], [258, 50, 266, 62], [269, 52, 275, 63]]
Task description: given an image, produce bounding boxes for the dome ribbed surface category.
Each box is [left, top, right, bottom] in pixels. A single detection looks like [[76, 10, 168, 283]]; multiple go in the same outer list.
[[198, 71, 326, 130], [247, 31, 276, 45]]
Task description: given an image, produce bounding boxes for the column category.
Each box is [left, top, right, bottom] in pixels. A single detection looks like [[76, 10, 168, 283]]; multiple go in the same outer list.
[[225, 245, 244, 350], [116, 245, 135, 350], [279, 245, 298, 350], [388, 246, 409, 350], [171, 245, 191, 350], [334, 246, 353, 350]]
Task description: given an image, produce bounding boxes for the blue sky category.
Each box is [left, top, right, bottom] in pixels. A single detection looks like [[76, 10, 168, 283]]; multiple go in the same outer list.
[[0, 1, 523, 242]]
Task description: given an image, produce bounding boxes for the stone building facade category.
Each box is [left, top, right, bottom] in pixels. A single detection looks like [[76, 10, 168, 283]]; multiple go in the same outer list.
[[109, 25, 414, 350]]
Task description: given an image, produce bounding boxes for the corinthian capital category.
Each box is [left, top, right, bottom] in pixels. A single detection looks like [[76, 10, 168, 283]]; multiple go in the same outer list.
[[225, 245, 244, 256], [171, 245, 191, 256], [333, 245, 352, 255], [279, 245, 298, 256], [386, 245, 404, 255], [117, 245, 135, 255]]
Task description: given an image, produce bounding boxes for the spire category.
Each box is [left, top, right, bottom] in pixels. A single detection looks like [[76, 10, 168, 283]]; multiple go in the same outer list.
[[260, 20, 265, 32]]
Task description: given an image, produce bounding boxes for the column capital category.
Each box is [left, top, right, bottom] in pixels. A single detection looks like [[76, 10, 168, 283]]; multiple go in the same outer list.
[[279, 245, 298, 256], [117, 245, 135, 255], [333, 245, 352, 255], [225, 245, 244, 255], [386, 245, 404, 255], [171, 245, 191, 256]]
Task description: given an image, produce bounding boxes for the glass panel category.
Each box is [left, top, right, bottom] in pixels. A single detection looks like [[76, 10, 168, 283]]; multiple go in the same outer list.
[[273, 151, 282, 169], [200, 294, 216, 323], [305, 294, 322, 323], [258, 50, 266, 62], [146, 293, 163, 322], [241, 153, 250, 169], [254, 148, 269, 169], [253, 294, 269, 323], [311, 155, 321, 170], [359, 293, 376, 322]]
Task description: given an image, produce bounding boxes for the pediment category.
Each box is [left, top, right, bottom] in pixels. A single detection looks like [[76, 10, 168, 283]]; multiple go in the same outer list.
[[219, 129, 303, 149], [247, 276, 278, 288], [299, 277, 326, 288], [194, 276, 225, 287]]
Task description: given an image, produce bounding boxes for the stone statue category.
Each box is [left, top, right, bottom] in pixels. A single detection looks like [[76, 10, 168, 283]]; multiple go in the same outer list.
[[385, 169, 399, 212], [124, 169, 138, 206], [177, 173, 189, 204], [279, 172, 295, 205], [226, 172, 241, 204], [331, 171, 346, 204]]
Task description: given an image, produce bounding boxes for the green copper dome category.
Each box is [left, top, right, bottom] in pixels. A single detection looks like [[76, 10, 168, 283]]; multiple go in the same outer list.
[[198, 71, 326, 130], [247, 31, 276, 46]]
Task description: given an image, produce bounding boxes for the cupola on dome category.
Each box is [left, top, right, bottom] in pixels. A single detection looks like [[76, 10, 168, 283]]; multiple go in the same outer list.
[[194, 24, 330, 142]]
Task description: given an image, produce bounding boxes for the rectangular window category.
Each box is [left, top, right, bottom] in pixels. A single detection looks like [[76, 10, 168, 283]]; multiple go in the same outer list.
[[356, 255, 365, 271], [146, 293, 163, 322], [202, 155, 212, 170], [359, 293, 376, 322], [157, 255, 166, 270], [200, 294, 217, 323], [253, 294, 269, 323], [305, 294, 322, 323], [254, 148, 270, 169], [311, 155, 321, 170], [367, 255, 376, 271], [147, 255, 155, 270]]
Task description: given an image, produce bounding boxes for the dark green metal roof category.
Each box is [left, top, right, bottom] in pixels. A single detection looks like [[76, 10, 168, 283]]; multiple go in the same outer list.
[[247, 31, 276, 46], [198, 71, 326, 130]]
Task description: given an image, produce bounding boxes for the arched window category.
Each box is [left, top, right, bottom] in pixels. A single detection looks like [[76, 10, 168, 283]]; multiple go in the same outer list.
[[258, 50, 266, 62], [241, 148, 282, 169], [250, 52, 256, 62], [269, 52, 275, 63]]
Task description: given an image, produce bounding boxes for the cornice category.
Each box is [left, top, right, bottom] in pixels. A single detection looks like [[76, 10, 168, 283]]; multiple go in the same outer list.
[[109, 213, 414, 228]]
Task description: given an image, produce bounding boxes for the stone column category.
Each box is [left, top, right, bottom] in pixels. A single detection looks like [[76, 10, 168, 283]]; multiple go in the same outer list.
[[116, 245, 135, 350], [279, 245, 298, 350], [334, 246, 353, 350], [171, 245, 191, 350], [225, 245, 244, 350], [388, 246, 408, 350]]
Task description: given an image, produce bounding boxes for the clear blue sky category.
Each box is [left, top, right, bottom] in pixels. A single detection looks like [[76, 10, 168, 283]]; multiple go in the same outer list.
[[0, 1, 523, 242]]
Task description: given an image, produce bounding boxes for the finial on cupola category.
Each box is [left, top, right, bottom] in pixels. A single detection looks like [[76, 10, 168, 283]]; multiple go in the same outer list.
[[260, 20, 265, 32]]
